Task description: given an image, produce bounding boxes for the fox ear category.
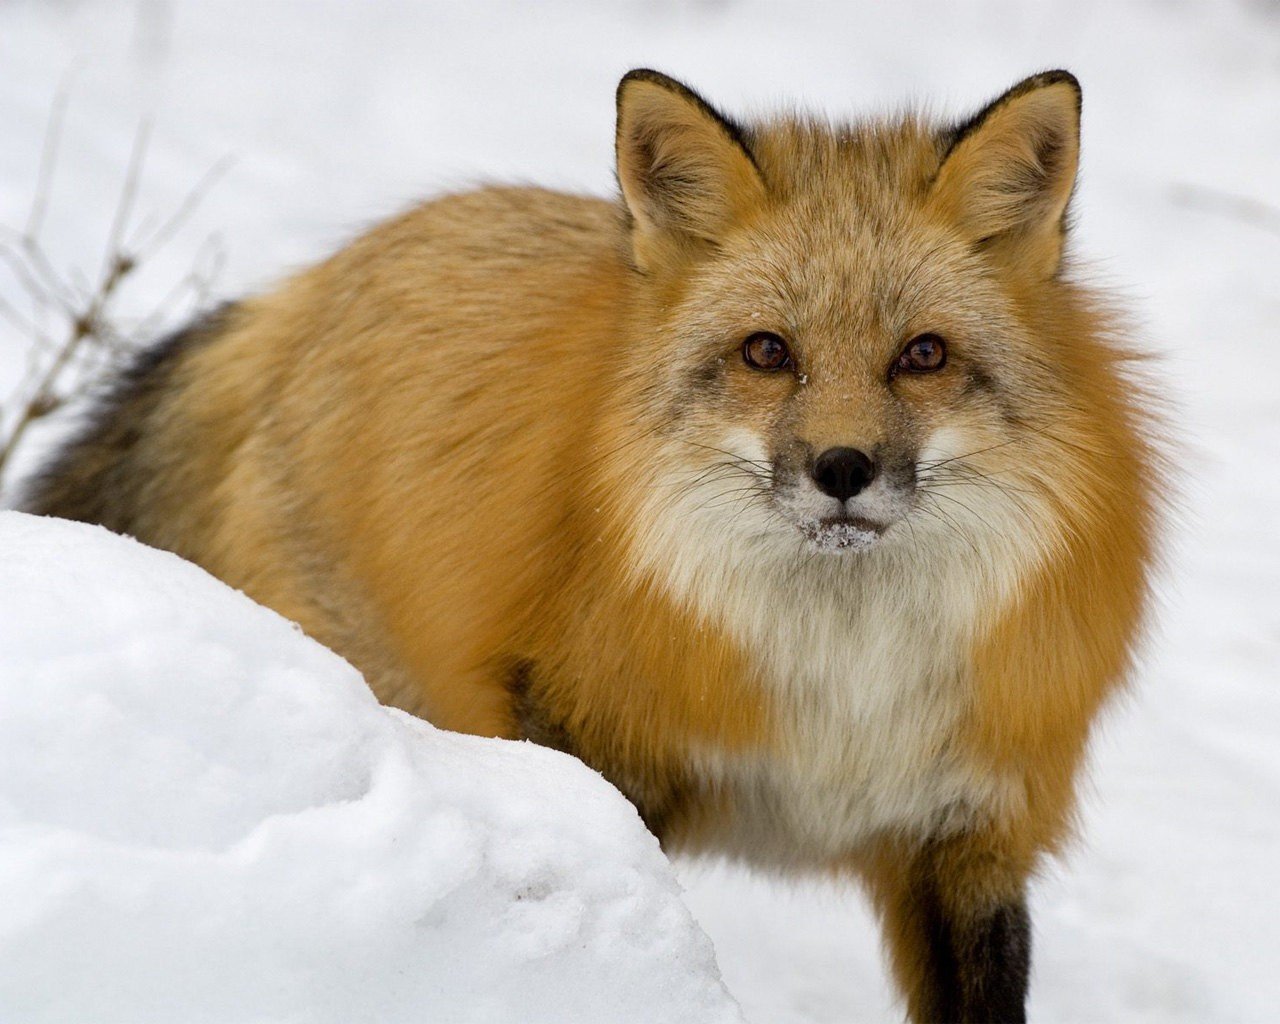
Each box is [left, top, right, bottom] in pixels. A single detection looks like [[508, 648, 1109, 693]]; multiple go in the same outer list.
[[616, 69, 766, 265], [930, 71, 1081, 278]]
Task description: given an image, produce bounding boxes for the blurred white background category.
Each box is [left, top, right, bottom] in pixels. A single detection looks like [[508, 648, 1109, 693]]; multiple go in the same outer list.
[[1, 2, 1277, 1020]]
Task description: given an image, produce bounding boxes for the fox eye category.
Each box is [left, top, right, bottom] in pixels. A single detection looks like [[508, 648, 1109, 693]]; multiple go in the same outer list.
[[742, 332, 792, 371], [896, 334, 947, 374]]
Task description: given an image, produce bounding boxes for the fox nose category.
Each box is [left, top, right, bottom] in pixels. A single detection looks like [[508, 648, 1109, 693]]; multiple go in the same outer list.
[[811, 447, 877, 501]]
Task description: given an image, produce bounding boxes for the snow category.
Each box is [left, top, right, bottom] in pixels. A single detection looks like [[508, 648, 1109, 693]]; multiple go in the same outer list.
[[0, 512, 742, 1024], [800, 519, 881, 552], [1, 1, 1278, 1021]]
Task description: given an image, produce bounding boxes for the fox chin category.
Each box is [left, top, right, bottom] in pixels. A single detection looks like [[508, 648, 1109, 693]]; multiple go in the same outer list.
[[24, 67, 1161, 1024]]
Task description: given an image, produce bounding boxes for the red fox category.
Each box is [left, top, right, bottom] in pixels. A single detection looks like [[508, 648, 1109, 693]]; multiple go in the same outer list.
[[24, 69, 1159, 1022]]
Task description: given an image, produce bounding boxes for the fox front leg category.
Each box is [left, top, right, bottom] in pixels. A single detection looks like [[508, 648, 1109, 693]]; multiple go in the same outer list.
[[860, 833, 1033, 1024]]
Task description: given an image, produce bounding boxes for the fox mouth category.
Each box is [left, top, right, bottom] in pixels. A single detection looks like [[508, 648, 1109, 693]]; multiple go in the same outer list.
[[798, 515, 886, 553]]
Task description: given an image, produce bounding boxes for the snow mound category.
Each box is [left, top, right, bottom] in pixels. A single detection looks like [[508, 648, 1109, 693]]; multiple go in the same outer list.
[[0, 512, 742, 1024]]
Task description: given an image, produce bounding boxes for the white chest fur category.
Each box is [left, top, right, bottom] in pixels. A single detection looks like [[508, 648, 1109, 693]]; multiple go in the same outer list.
[[696, 571, 1015, 866], [629, 460, 1042, 867]]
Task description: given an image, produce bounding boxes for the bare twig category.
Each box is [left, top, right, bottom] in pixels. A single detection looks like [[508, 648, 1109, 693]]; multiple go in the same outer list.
[[0, 88, 231, 494], [0, 291, 38, 338], [125, 233, 226, 345], [130, 154, 235, 258], [24, 63, 82, 240], [100, 120, 151, 285], [0, 237, 75, 317], [0, 312, 97, 478]]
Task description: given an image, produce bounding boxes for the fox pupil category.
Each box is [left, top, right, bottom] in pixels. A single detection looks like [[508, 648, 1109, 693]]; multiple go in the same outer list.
[[743, 332, 791, 371], [900, 334, 947, 373]]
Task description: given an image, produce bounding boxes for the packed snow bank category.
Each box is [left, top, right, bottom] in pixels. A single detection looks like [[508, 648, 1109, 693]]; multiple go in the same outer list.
[[0, 512, 742, 1024]]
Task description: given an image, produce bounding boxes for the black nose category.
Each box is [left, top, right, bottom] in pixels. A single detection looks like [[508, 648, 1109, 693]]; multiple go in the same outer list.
[[811, 447, 877, 501]]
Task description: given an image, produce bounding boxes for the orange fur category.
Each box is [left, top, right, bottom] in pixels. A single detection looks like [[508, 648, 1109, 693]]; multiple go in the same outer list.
[[25, 69, 1160, 1022]]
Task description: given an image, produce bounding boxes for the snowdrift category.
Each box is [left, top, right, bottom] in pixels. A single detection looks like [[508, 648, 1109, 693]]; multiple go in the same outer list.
[[0, 511, 742, 1024]]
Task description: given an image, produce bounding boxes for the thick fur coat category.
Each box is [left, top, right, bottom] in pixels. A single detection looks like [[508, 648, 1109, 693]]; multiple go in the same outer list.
[[25, 69, 1159, 1023]]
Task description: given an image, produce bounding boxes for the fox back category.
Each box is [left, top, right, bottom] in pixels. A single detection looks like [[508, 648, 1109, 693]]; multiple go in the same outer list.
[[25, 70, 1158, 1023]]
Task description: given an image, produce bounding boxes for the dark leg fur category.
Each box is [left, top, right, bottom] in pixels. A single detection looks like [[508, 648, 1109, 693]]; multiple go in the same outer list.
[[862, 834, 1033, 1024], [917, 878, 1030, 1023]]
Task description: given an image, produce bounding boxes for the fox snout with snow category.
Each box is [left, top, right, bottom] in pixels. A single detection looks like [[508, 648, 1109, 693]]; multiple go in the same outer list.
[[26, 68, 1160, 1023]]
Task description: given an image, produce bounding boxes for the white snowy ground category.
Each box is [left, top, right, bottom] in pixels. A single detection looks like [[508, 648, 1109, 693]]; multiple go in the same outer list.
[[0, 1, 1277, 1021], [0, 512, 742, 1024]]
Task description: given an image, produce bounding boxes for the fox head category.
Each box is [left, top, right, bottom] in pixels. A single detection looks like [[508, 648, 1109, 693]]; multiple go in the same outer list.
[[613, 69, 1122, 590]]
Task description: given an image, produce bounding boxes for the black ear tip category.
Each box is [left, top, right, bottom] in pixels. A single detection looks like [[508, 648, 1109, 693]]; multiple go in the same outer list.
[[617, 69, 670, 113], [616, 69, 720, 128], [1032, 69, 1082, 110], [1038, 69, 1080, 89], [618, 68, 677, 95], [617, 69, 676, 122], [985, 70, 1080, 122], [1039, 69, 1080, 92]]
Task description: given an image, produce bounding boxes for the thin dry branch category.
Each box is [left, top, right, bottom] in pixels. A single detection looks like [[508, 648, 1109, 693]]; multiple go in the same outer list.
[[24, 62, 82, 241], [130, 154, 235, 258], [0, 91, 230, 495]]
